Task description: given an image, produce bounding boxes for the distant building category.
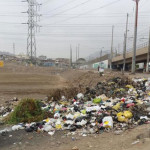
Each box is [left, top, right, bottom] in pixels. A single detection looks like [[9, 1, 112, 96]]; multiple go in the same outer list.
[[40, 58, 55, 67], [38, 55, 47, 60], [43, 62, 55, 67], [76, 58, 86, 65], [16, 53, 29, 59], [55, 58, 70, 68], [1, 54, 17, 61], [93, 60, 109, 69], [0, 55, 4, 60]]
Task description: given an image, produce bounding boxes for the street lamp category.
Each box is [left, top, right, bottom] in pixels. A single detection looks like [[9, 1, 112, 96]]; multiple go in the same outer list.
[[132, 0, 140, 74]]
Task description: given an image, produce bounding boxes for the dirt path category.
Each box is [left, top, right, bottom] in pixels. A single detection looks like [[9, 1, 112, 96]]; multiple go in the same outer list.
[[0, 124, 150, 150]]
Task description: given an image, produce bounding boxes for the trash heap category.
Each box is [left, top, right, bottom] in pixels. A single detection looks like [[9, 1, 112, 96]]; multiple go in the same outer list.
[[1, 77, 150, 136]]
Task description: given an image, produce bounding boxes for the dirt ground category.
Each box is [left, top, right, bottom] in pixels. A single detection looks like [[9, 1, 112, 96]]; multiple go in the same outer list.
[[0, 63, 124, 105], [0, 63, 150, 150], [0, 63, 69, 105], [0, 124, 150, 150]]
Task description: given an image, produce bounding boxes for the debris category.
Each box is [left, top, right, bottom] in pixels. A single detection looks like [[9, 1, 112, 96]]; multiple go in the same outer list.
[[48, 130, 55, 136], [114, 130, 123, 135], [72, 146, 79, 150], [102, 116, 113, 128], [77, 93, 84, 99], [9, 135, 12, 138], [12, 125, 24, 131], [0, 76, 150, 138], [93, 98, 102, 104], [131, 140, 140, 145], [117, 112, 128, 122]]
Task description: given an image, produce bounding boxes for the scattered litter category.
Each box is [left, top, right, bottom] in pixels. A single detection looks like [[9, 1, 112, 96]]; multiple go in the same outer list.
[[48, 131, 55, 136], [0, 77, 150, 138], [9, 135, 12, 138], [114, 130, 123, 135], [72, 146, 79, 150], [131, 140, 140, 145], [102, 116, 113, 128], [77, 93, 84, 99]]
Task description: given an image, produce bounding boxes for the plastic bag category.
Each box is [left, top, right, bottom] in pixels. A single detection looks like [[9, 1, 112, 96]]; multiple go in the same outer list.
[[102, 116, 113, 128], [112, 103, 120, 111], [117, 112, 128, 122], [123, 111, 133, 119], [93, 98, 101, 104]]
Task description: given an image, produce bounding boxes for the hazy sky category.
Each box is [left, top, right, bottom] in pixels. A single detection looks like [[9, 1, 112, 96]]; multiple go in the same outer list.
[[0, 0, 150, 60]]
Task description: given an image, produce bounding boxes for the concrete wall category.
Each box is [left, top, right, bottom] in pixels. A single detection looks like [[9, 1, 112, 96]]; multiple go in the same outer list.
[[93, 60, 109, 69]]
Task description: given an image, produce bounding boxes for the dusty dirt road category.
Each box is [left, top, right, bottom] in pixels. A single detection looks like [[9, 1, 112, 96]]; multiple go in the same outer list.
[[0, 124, 150, 150]]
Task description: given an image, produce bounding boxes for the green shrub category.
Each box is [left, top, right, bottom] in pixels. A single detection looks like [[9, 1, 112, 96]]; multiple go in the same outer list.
[[6, 99, 45, 124]]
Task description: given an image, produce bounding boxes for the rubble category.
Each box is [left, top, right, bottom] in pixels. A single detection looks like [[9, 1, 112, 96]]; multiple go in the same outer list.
[[0, 77, 150, 137]]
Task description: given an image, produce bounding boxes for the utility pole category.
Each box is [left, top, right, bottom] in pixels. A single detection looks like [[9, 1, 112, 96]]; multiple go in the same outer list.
[[100, 50, 102, 63], [23, 0, 41, 64], [76, 46, 78, 62], [122, 33, 126, 73], [70, 45, 72, 68], [118, 44, 120, 55], [78, 44, 80, 59], [13, 43, 15, 55], [110, 25, 114, 70], [132, 0, 140, 74], [115, 48, 117, 56], [123, 13, 129, 72], [100, 47, 104, 64], [146, 27, 150, 73]]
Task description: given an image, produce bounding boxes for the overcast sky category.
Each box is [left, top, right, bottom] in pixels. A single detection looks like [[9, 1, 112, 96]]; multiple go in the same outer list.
[[0, 0, 150, 60]]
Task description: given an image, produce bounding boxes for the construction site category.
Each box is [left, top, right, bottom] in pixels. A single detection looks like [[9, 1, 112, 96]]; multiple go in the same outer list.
[[1, 0, 150, 150]]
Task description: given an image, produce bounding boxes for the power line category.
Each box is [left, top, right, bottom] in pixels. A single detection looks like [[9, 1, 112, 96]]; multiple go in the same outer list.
[[42, 14, 150, 18], [47, 0, 121, 25], [0, 31, 125, 37], [42, 0, 92, 20], [43, 0, 79, 12], [0, 15, 27, 18], [0, 22, 24, 24], [42, 0, 51, 5], [0, 22, 149, 27], [42, 23, 150, 27]]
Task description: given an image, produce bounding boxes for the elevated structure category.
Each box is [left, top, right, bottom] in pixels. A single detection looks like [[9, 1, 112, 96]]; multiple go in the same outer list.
[[112, 42, 149, 70]]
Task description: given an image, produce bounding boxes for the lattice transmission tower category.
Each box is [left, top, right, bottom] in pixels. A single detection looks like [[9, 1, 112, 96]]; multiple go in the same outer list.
[[23, 0, 41, 63]]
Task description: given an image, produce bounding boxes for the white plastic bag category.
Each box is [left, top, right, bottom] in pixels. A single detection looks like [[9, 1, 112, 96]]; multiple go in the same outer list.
[[102, 116, 113, 128]]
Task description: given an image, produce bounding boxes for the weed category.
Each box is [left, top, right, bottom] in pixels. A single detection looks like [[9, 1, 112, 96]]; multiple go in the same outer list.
[[6, 99, 45, 124]]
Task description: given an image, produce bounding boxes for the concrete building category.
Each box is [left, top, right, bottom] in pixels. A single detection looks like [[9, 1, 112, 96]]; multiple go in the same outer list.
[[55, 58, 70, 68], [38, 55, 47, 60], [39, 58, 55, 67]]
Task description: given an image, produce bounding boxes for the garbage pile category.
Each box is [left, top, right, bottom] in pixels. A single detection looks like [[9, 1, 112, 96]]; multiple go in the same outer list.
[[0, 97, 18, 118], [1, 77, 150, 136]]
